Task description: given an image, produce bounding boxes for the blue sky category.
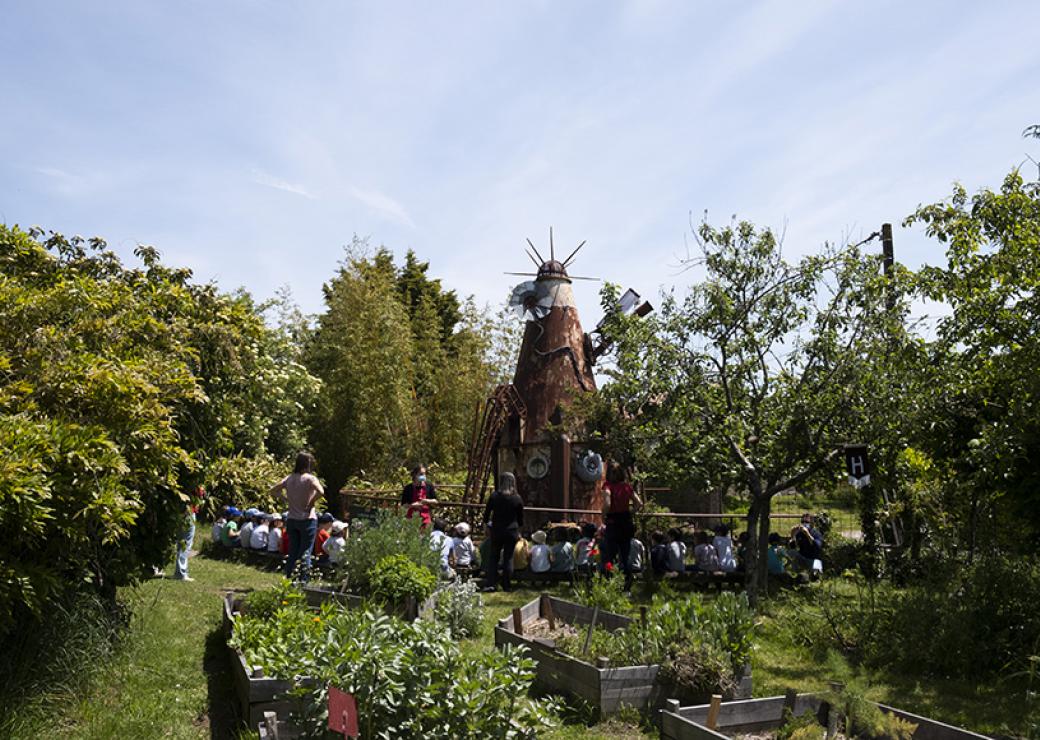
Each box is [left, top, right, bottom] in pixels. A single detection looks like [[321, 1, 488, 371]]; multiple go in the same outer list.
[[2, 1, 1038, 327]]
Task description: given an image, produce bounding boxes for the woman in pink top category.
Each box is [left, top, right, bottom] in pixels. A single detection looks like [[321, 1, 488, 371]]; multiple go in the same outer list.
[[269, 451, 324, 579]]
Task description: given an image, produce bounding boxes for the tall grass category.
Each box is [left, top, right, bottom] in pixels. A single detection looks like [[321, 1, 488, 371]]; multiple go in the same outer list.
[[0, 590, 125, 738]]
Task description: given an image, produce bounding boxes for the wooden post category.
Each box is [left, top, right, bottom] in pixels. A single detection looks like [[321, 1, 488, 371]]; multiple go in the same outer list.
[[582, 605, 600, 655], [640, 605, 648, 629], [783, 687, 798, 715], [262, 711, 280, 740], [595, 656, 610, 668], [512, 607, 524, 636], [540, 593, 556, 630], [665, 698, 681, 714], [551, 434, 572, 519], [706, 694, 722, 730]]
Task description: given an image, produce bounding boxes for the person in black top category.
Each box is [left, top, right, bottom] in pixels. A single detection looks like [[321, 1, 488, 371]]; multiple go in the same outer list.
[[482, 472, 524, 592]]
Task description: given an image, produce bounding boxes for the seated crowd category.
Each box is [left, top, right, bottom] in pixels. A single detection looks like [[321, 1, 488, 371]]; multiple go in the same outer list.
[[211, 504, 825, 584], [211, 506, 349, 566]]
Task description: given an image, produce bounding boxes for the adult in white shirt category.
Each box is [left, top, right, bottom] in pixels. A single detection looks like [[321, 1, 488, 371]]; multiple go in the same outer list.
[[268, 452, 324, 580], [713, 523, 738, 573]]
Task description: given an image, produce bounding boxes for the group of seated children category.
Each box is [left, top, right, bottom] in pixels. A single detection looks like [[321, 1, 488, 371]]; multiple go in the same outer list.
[[212, 506, 349, 565], [645, 518, 824, 578], [648, 523, 740, 577], [428, 519, 478, 578]]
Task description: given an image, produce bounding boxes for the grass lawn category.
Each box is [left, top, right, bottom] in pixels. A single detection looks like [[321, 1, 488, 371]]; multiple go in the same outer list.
[[7, 543, 1022, 739], [6, 542, 280, 740]]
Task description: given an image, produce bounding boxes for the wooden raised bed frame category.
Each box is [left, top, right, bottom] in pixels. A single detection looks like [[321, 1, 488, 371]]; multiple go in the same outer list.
[[659, 693, 992, 740], [494, 594, 751, 719], [223, 586, 437, 729]]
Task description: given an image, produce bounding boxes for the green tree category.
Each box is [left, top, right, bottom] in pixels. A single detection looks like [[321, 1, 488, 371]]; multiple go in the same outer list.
[[0, 225, 312, 634], [308, 240, 418, 493], [905, 167, 1040, 554], [597, 218, 895, 604]]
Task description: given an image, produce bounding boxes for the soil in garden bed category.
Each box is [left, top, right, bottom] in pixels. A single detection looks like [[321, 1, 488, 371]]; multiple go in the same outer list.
[[523, 617, 584, 642]]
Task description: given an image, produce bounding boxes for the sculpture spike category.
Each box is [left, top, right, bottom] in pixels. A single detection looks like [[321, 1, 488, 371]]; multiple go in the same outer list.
[[549, 226, 555, 260], [562, 240, 586, 267], [526, 238, 546, 263], [524, 248, 541, 268]]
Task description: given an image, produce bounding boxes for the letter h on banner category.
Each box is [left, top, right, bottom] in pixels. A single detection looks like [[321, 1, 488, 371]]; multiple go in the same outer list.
[[844, 444, 871, 489]]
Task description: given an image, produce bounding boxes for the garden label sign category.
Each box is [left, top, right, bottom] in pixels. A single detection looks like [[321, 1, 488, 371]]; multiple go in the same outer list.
[[327, 686, 359, 737], [844, 444, 871, 488]]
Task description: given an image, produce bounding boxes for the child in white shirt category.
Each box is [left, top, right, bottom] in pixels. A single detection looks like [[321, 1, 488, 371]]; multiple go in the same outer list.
[[712, 523, 738, 573], [694, 530, 720, 571], [250, 516, 271, 550], [628, 537, 646, 573], [529, 530, 551, 573], [238, 510, 257, 549], [323, 521, 348, 564], [267, 516, 284, 553], [429, 519, 455, 578], [452, 522, 476, 568], [211, 512, 227, 543], [666, 528, 687, 574], [549, 528, 575, 573]]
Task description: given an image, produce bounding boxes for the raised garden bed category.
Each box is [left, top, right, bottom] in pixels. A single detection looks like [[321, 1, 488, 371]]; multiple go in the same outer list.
[[494, 594, 752, 719], [222, 592, 309, 730], [658, 693, 991, 740], [301, 584, 435, 621]]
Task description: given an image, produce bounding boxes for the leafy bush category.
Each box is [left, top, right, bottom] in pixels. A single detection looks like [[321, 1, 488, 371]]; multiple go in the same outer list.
[[570, 574, 631, 615], [431, 579, 483, 638], [556, 592, 754, 700], [337, 509, 440, 592], [0, 225, 319, 638], [823, 534, 866, 575], [795, 556, 1040, 679], [231, 586, 558, 738], [370, 554, 437, 607], [244, 579, 307, 620]]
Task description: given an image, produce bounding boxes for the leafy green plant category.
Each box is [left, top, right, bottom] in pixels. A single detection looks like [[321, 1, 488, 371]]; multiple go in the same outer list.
[[431, 578, 483, 638], [370, 554, 437, 606], [337, 509, 440, 593], [555, 592, 754, 700], [243, 579, 306, 620], [231, 585, 558, 738], [570, 573, 631, 614]]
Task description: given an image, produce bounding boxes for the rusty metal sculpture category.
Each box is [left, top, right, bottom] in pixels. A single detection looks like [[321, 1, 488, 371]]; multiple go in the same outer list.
[[464, 229, 605, 521]]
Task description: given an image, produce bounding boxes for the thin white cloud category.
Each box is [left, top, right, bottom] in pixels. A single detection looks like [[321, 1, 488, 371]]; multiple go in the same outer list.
[[347, 185, 415, 229], [251, 168, 316, 199]]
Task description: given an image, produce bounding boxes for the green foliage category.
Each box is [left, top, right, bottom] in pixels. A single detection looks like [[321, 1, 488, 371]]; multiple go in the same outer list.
[[570, 574, 631, 614], [337, 509, 441, 592], [792, 557, 1040, 679], [306, 239, 497, 492], [243, 579, 307, 620], [231, 588, 558, 738], [557, 592, 754, 699], [592, 216, 900, 602], [820, 652, 918, 740], [431, 578, 483, 639], [370, 554, 437, 606], [0, 225, 319, 637], [905, 168, 1040, 554]]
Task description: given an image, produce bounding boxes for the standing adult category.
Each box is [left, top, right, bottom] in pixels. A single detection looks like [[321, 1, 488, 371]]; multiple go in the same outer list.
[[174, 484, 205, 582], [601, 463, 642, 589], [482, 472, 524, 592], [269, 451, 324, 580], [401, 464, 438, 528]]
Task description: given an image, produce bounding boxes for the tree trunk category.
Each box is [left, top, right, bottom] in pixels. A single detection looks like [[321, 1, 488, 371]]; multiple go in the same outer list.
[[744, 491, 775, 609], [756, 494, 773, 597]]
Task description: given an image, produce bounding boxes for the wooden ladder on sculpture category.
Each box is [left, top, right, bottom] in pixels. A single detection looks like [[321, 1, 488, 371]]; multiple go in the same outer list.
[[464, 384, 526, 504]]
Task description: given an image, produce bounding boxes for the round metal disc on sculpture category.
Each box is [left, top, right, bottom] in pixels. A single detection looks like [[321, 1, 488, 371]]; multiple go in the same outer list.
[[526, 453, 550, 480]]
